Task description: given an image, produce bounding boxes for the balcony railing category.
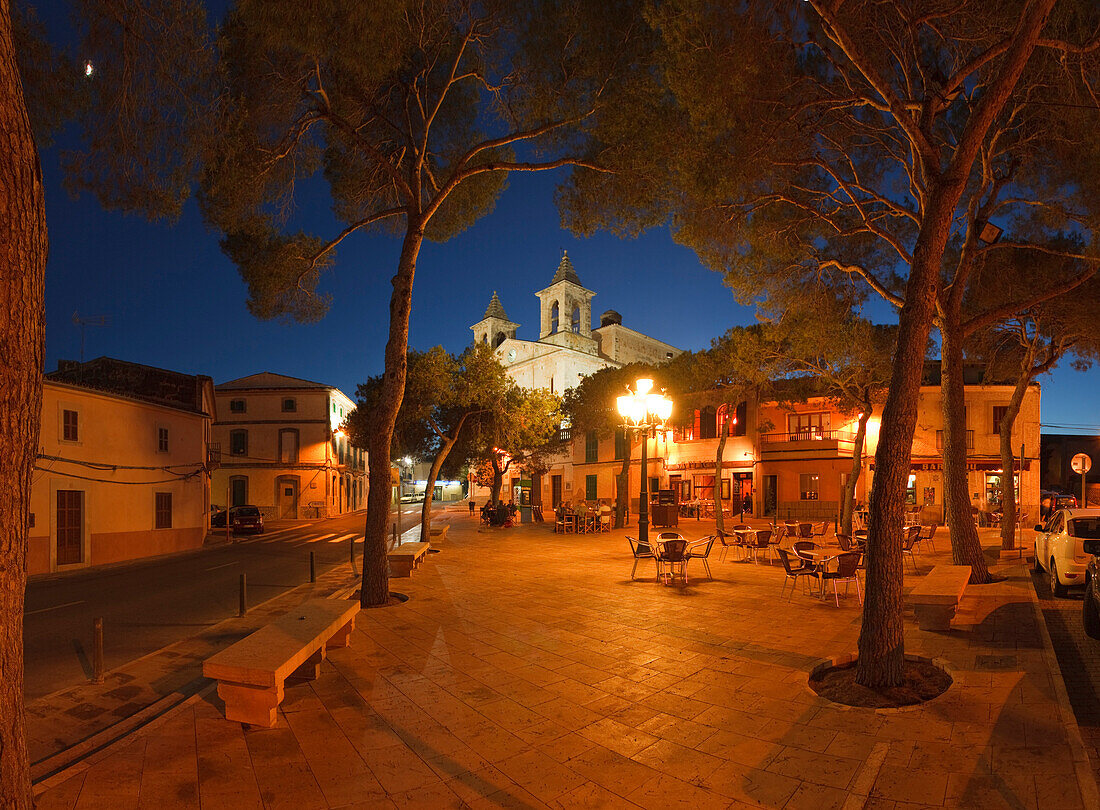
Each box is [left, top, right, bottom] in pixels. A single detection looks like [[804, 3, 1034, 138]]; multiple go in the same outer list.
[[558, 427, 572, 444], [760, 429, 856, 446], [206, 442, 221, 469]]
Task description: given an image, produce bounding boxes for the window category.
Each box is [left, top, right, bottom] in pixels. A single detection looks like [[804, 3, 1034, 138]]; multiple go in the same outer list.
[[229, 399, 246, 413], [699, 406, 717, 439], [56, 490, 83, 565], [571, 305, 581, 333], [155, 492, 172, 529], [157, 426, 169, 453], [229, 429, 247, 456], [992, 405, 1009, 435], [279, 429, 299, 463], [734, 402, 747, 436], [694, 474, 715, 501], [799, 473, 820, 500], [62, 409, 79, 442], [586, 475, 597, 501], [789, 412, 829, 438], [229, 476, 248, 507], [551, 302, 559, 333], [585, 430, 598, 463], [282, 398, 297, 412], [614, 429, 627, 460], [906, 474, 917, 505]]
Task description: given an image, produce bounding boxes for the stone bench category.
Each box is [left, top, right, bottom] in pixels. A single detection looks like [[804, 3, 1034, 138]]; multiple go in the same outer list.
[[203, 598, 359, 728], [907, 564, 971, 631], [388, 541, 430, 577], [428, 525, 449, 541]]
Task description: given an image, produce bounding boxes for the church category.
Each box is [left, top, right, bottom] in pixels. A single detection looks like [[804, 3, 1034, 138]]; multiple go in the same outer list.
[[470, 252, 682, 393]]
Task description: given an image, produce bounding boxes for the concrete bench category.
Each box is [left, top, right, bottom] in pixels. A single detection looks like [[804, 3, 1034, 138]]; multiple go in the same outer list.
[[388, 541, 430, 577], [203, 598, 359, 728], [907, 564, 971, 631], [428, 525, 449, 541]]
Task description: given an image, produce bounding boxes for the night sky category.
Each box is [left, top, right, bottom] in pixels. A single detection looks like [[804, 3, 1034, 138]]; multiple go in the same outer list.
[[30, 4, 1100, 438]]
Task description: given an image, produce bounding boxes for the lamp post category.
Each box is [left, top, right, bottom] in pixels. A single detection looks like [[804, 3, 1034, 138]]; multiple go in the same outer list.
[[617, 379, 673, 547]]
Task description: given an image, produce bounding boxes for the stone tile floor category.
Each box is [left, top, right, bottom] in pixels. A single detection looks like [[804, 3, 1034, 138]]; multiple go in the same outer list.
[[34, 517, 1098, 809]]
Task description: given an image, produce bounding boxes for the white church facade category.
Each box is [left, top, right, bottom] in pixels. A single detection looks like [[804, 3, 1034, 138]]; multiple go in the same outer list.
[[470, 252, 682, 394]]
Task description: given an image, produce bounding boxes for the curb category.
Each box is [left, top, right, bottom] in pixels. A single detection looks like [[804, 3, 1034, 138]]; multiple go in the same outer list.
[[1023, 561, 1100, 809]]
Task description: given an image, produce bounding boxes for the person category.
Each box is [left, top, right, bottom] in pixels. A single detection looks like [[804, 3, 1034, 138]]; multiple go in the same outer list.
[[469, 499, 475, 516]]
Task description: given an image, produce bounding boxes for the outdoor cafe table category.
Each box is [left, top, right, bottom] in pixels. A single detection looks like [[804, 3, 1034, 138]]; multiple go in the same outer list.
[[795, 546, 844, 600]]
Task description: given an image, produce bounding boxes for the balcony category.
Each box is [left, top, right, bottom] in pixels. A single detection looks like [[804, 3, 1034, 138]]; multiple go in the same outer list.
[[206, 442, 221, 470], [936, 430, 974, 450], [760, 429, 856, 457]]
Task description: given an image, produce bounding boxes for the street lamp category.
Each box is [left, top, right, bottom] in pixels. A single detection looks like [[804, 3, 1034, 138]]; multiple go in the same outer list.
[[617, 378, 673, 547]]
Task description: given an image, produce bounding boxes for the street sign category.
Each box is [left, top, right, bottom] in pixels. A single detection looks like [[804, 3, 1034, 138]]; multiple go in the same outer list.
[[1071, 453, 1092, 474]]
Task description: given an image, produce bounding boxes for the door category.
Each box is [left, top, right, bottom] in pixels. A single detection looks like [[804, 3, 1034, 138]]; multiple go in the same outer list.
[[277, 478, 298, 519], [230, 477, 247, 507], [56, 490, 83, 566], [763, 475, 778, 517], [551, 475, 562, 508], [531, 474, 542, 506]]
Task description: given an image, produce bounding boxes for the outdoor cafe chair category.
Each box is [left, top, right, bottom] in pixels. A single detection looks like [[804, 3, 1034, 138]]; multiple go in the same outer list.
[[685, 535, 716, 580], [814, 551, 863, 607], [917, 523, 939, 553], [717, 530, 739, 562], [655, 536, 688, 586], [599, 506, 612, 532], [798, 522, 814, 539], [746, 529, 772, 564], [813, 521, 829, 538], [627, 536, 655, 581], [835, 533, 853, 552], [778, 549, 815, 600], [902, 525, 921, 574]]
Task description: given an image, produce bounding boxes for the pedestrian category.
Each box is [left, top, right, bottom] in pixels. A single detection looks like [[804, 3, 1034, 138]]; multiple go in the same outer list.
[[469, 499, 475, 516]]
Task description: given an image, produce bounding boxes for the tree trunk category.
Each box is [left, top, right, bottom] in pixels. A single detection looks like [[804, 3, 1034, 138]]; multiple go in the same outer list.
[[420, 434, 455, 541], [615, 436, 631, 528], [714, 429, 727, 533], [362, 225, 423, 608], [857, 214, 950, 688], [840, 410, 869, 537], [491, 456, 507, 505], [0, 4, 46, 802], [940, 326, 992, 583], [998, 373, 1029, 550], [855, 0, 1052, 686]]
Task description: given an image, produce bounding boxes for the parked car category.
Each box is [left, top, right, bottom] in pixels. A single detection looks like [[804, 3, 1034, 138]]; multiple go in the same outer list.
[[1034, 508, 1100, 597], [210, 505, 264, 534], [1083, 540, 1100, 639]]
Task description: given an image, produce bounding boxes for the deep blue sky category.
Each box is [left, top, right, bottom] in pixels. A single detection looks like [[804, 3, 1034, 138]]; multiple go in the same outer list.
[[40, 154, 1100, 436]]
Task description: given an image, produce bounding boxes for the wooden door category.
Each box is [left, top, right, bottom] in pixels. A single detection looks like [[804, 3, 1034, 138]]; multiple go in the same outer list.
[[56, 490, 83, 565], [551, 475, 562, 508]]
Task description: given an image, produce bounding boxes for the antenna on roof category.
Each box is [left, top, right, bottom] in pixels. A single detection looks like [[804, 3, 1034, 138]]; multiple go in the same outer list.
[[72, 311, 112, 364]]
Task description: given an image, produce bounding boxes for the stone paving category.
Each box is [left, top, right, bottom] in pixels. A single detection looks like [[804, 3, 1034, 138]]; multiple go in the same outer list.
[[33, 515, 1099, 809]]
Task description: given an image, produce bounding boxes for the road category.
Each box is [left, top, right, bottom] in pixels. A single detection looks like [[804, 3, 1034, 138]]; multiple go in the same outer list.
[[23, 505, 431, 700], [1030, 566, 1100, 783]]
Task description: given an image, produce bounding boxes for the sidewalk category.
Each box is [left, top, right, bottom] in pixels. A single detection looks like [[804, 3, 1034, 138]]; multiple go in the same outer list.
[[34, 515, 1098, 809]]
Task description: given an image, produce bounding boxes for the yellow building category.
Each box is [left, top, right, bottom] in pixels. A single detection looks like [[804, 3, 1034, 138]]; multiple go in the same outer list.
[[28, 358, 216, 575], [211, 373, 366, 519], [558, 363, 1042, 525]]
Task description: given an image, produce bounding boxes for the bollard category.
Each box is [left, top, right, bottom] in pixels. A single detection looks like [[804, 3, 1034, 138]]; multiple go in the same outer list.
[[309, 551, 316, 583], [392, 523, 398, 547], [93, 617, 104, 684], [239, 573, 247, 617]]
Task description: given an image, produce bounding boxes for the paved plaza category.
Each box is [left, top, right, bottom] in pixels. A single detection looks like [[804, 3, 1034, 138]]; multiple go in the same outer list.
[[32, 513, 1100, 809]]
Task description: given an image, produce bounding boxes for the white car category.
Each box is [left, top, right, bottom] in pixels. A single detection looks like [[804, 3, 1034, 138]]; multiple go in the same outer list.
[[1034, 508, 1100, 597]]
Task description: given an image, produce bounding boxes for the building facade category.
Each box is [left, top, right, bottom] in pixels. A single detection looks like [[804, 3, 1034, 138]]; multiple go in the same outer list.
[[544, 366, 1042, 525], [470, 252, 683, 395], [28, 358, 216, 575], [211, 373, 366, 519]]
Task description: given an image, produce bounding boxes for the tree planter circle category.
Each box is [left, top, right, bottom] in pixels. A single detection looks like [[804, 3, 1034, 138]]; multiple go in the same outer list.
[[352, 590, 410, 607], [807, 653, 952, 711]]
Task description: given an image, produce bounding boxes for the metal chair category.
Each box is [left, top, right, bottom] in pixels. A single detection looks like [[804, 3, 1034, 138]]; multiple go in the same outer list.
[[627, 536, 655, 581], [746, 529, 773, 564], [902, 525, 921, 574], [717, 530, 739, 562], [917, 523, 939, 553], [686, 535, 716, 580], [778, 548, 815, 600], [816, 551, 863, 607], [813, 521, 829, 538], [655, 536, 688, 585]]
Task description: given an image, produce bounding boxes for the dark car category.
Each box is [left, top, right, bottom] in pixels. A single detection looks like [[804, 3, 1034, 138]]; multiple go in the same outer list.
[[1085, 538, 1100, 639], [210, 505, 264, 534]]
